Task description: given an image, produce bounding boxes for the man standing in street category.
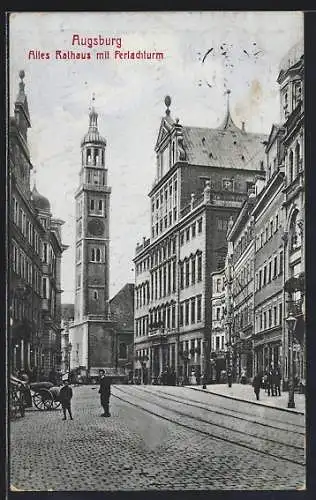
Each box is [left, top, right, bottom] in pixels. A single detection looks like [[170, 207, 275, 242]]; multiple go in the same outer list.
[[98, 369, 112, 417]]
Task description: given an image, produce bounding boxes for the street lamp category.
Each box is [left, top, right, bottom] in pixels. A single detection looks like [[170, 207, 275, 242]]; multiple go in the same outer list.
[[286, 314, 297, 409]]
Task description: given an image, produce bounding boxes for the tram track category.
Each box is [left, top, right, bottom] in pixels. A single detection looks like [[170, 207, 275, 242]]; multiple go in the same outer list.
[[132, 385, 305, 435], [112, 386, 305, 467]]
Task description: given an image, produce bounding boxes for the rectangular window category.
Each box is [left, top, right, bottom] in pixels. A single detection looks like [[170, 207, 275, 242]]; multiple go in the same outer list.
[[279, 251, 284, 275], [191, 259, 196, 285], [197, 295, 202, 322], [186, 228, 190, 242], [259, 270, 262, 289], [191, 298, 196, 324], [275, 214, 279, 232], [268, 261, 272, 283], [273, 256, 278, 278], [279, 303, 283, 325], [185, 300, 190, 325], [263, 311, 267, 330], [42, 277, 48, 298], [263, 266, 267, 286], [268, 309, 272, 328], [197, 253, 202, 282], [185, 260, 190, 287], [273, 306, 277, 325], [171, 304, 176, 328], [260, 313, 263, 330], [192, 223, 196, 238], [179, 303, 184, 326], [90, 199, 95, 211], [180, 232, 184, 246], [198, 218, 203, 233], [180, 263, 184, 289], [216, 307, 220, 320], [214, 337, 219, 350]]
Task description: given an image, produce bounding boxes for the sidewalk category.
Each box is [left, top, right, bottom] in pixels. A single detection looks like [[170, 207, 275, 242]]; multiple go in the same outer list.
[[187, 383, 305, 415]]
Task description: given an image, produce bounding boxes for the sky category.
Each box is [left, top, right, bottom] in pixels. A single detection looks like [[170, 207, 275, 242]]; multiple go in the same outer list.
[[9, 11, 303, 304]]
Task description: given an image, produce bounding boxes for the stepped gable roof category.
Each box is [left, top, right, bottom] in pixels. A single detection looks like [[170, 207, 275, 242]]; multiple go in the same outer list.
[[31, 184, 51, 212], [181, 110, 268, 171]]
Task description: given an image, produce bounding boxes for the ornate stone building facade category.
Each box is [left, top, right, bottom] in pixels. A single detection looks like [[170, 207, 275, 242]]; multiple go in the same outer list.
[[9, 71, 67, 378], [134, 96, 267, 383]]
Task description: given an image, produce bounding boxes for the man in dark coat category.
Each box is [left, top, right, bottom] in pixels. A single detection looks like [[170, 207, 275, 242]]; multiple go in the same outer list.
[[59, 379, 73, 420], [252, 372, 262, 401], [98, 369, 112, 417]]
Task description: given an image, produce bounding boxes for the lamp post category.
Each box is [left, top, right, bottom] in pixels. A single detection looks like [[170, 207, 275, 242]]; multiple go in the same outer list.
[[286, 314, 297, 409]]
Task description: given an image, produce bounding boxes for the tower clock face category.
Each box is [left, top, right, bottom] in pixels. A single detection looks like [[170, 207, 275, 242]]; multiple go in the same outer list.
[[88, 219, 105, 236]]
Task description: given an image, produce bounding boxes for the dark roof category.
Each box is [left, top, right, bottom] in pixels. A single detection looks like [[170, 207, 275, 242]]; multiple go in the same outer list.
[[31, 184, 51, 212], [182, 111, 268, 171]]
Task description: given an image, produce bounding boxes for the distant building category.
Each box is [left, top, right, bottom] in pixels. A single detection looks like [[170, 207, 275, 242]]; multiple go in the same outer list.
[[9, 70, 68, 377], [109, 283, 134, 378], [210, 268, 226, 382], [134, 94, 267, 383], [69, 100, 116, 377], [226, 191, 257, 381]]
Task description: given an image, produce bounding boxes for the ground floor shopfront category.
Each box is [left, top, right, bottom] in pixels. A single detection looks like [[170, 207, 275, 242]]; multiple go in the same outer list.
[[253, 329, 282, 379], [134, 329, 207, 384]]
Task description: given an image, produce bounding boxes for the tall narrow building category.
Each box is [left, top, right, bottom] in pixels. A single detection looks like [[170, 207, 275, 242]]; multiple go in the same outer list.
[[69, 100, 115, 377]]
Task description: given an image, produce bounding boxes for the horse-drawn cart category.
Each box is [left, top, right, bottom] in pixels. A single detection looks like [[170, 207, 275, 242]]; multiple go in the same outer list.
[[10, 375, 62, 415], [29, 382, 61, 411]]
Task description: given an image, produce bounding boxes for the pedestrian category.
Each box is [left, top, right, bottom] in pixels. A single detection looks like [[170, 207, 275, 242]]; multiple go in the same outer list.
[[267, 365, 275, 396], [59, 379, 73, 420], [274, 365, 281, 396], [98, 369, 112, 417], [227, 367, 233, 388], [252, 372, 262, 401]]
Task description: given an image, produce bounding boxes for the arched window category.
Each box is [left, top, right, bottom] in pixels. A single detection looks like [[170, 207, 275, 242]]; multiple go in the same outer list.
[[295, 142, 300, 177], [289, 150, 294, 183], [91, 248, 95, 261], [87, 148, 91, 164]]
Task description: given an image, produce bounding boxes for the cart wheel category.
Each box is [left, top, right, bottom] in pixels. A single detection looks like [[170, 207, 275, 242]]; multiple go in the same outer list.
[[33, 389, 54, 411], [51, 399, 61, 410]]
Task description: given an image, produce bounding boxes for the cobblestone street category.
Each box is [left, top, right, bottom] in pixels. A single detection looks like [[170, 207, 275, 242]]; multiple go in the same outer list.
[[10, 385, 305, 491]]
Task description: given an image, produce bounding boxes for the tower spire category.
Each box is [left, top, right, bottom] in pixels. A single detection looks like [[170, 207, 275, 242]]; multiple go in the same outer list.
[[219, 88, 240, 131], [88, 92, 98, 130]]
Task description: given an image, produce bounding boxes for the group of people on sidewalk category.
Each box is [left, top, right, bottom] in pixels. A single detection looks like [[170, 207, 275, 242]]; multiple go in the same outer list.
[[252, 364, 282, 401]]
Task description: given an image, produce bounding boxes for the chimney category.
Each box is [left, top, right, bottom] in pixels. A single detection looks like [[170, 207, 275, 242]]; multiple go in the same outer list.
[[241, 121, 246, 133]]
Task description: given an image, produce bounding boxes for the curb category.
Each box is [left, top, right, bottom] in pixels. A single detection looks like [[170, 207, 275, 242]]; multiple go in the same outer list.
[[187, 386, 305, 416]]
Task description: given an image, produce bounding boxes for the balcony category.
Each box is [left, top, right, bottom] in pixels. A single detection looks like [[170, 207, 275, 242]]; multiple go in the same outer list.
[[287, 298, 304, 317]]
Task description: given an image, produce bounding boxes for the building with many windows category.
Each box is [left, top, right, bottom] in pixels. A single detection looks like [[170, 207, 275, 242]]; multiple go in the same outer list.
[[9, 70, 67, 378], [226, 190, 258, 382], [134, 95, 267, 383], [278, 41, 305, 389], [210, 268, 226, 382], [219, 41, 304, 390]]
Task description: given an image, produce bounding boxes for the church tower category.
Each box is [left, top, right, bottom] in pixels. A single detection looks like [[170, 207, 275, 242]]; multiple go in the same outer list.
[[70, 98, 115, 375]]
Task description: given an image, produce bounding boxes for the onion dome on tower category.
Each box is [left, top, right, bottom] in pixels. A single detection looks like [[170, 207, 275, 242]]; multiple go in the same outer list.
[[81, 94, 106, 147], [31, 183, 51, 213]]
